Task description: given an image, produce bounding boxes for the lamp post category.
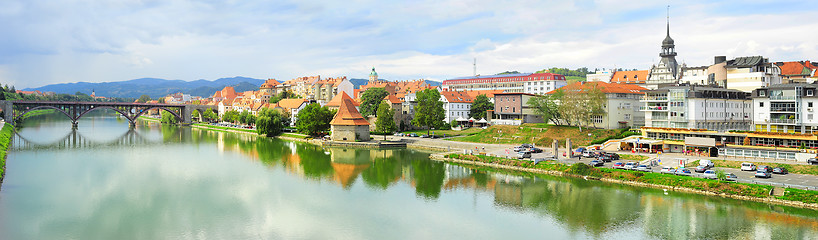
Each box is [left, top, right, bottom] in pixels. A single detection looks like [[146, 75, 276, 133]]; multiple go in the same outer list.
[[722, 137, 727, 161]]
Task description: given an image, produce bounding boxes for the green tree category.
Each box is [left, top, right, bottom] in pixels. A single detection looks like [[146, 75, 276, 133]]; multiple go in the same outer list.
[[375, 101, 397, 139], [556, 83, 607, 131], [160, 111, 178, 124], [255, 108, 287, 137], [529, 91, 564, 125], [203, 109, 218, 122], [136, 95, 151, 103], [586, 87, 607, 128], [469, 94, 493, 119], [222, 110, 240, 123], [359, 88, 389, 117], [411, 88, 445, 135], [296, 103, 334, 136], [238, 111, 250, 124]]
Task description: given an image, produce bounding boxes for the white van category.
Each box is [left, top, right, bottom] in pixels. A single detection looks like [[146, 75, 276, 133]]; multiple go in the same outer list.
[[740, 162, 756, 171], [699, 160, 714, 168]]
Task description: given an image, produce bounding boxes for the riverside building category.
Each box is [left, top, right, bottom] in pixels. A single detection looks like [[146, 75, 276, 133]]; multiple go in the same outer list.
[[641, 85, 752, 131], [441, 72, 567, 95]]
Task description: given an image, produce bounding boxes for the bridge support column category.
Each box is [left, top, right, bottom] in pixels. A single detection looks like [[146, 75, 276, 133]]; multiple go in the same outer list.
[[0, 100, 12, 124], [72, 121, 78, 129], [129, 121, 136, 128], [181, 106, 192, 126]]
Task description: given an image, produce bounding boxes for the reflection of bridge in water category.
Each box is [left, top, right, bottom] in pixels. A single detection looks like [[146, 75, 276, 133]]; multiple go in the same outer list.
[[10, 129, 166, 151]]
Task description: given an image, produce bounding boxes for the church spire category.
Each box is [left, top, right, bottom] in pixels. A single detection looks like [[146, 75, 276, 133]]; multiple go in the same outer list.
[[666, 5, 670, 37]]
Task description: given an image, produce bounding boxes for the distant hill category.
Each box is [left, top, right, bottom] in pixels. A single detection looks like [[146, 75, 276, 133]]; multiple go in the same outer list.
[[24, 76, 266, 99], [348, 79, 442, 89]]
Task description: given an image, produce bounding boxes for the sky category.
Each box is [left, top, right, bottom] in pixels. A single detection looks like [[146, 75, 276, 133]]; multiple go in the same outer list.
[[1, 0, 817, 89]]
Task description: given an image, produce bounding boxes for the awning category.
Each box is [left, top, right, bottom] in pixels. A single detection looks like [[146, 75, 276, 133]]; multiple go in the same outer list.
[[622, 138, 662, 144], [456, 116, 468, 121], [477, 118, 488, 123], [468, 117, 476, 122]]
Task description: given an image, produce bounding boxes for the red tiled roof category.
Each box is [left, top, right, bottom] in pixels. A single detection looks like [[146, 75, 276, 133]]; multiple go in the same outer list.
[[260, 79, 281, 88], [546, 81, 647, 95], [386, 94, 401, 104], [440, 91, 473, 103], [326, 92, 359, 107], [276, 99, 307, 110], [777, 61, 818, 76], [610, 70, 649, 84], [330, 98, 370, 126]]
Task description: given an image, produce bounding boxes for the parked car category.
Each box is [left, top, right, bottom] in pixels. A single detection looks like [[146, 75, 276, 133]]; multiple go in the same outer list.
[[694, 165, 709, 173], [702, 170, 717, 179], [757, 165, 772, 173], [513, 146, 524, 152], [589, 160, 603, 167], [408, 133, 419, 137], [517, 151, 532, 159], [613, 162, 625, 169], [582, 150, 596, 158], [772, 167, 789, 174], [420, 134, 429, 138], [754, 170, 772, 178], [725, 173, 738, 181], [603, 153, 620, 160], [394, 133, 405, 137], [740, 162, 757, 171], [699, 159, 715, 168], [636, 165, 652, 172], [529, 147, 543, 153], [598, 155, 613, 162], [674, 168, 692, 176], [809, 158, 818, 165], [623, 162, 638, 170], [660, 166, 675, 174]]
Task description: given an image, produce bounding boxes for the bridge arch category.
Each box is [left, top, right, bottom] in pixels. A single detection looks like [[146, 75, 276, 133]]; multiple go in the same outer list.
[[14, 106, 74, 123], [76, 106, 137, 124], [133, 106, 183, 123]]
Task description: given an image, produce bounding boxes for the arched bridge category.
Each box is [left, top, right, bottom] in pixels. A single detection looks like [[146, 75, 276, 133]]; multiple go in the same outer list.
[[0, 100, 217, 128]]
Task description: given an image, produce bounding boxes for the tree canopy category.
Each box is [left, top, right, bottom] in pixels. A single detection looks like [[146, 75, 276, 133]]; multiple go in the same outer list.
[[221, 110, 240, 123], [359, 88, 390, 117], [255, 108, 288, 137], [469, 94, 493, 119], [296, 103, 335, 136], [535, 67, 591, 77], [411, 88, 445, 135], [375, 101, 397, 137], [136, 95, 152, 103], [528, 90, 563, 125], [534, 84, 607, 131]]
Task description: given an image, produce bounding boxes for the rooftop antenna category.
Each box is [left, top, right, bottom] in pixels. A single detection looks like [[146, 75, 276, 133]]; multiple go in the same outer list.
[[473, 57, 477, 76]]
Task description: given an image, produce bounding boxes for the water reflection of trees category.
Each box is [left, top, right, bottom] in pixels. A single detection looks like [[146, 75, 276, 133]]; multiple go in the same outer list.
[[183, 128, 818, 238]]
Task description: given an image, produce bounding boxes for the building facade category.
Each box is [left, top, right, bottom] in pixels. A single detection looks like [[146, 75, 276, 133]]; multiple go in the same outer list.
[[492, 93, 543, 125], [642, 85, 752, 131], [442, 72, 567, 95], [647, 20, 680, 89], [440, 91, 473, 123], [752, 83, 818, 134]]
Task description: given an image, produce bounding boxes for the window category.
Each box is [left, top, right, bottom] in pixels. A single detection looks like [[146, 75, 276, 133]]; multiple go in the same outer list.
[[810, 102, 814, 107], [760, 102, 764, 107], [759, 90, 766, 97], [809, 114, 814, 120], [809, 90, 814, 96]]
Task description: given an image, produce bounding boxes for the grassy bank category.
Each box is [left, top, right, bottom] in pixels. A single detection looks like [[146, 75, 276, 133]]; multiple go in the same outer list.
[[447, 124, 621, 147], [281, 133, 309, 139], [192, 123, 257, 134], [401, 127, 482, 137], [444, 153, 818, 207], [704, 159, 818, 176], [0, 123, 15, 182]]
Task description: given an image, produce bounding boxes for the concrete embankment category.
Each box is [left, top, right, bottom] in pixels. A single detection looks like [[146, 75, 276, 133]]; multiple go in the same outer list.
[[428, 153, 818, 211]]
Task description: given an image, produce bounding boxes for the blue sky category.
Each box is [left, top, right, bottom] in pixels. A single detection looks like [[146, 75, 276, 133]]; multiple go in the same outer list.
[[1, 0, 817, 89]]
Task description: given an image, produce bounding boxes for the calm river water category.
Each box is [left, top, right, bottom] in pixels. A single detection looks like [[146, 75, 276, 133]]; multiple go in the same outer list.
[[1, 111, 818, 239]]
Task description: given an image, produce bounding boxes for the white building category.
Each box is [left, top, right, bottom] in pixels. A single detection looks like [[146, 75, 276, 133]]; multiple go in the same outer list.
[[752, 83, 818, 134], [586, 70, 614, 83], [642, 85, 753, 131], [440, 91, 473, 123], [442, 72, 567, 95]]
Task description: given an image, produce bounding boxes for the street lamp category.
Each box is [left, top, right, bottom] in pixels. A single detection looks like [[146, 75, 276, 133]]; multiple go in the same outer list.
[[722, 137, 727, 161]]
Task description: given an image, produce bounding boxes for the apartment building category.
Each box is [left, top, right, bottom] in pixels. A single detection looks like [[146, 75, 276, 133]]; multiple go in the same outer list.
[[752, 83, 818, 134], [442, 72, 567, 95], [642, 85, 752, 131]]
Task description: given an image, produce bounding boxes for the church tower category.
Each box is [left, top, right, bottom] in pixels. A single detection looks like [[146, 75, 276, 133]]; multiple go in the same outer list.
[[369, 67, 378, 82], [648, 6, 680, 89]]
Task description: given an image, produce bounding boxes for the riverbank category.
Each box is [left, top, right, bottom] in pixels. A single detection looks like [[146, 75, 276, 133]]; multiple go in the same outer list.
[[431, 153, 818, 210], [0, 122, 14, 187]]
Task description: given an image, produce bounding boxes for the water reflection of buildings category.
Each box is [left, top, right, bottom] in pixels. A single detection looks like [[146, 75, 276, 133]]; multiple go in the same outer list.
[[209, 133, 818, 238]]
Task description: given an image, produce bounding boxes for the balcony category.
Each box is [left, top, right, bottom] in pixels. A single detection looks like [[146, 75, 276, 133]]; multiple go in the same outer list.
[[770, 107, 797, 112], [640, 96, 668, 101], [769, 95, 796, 101], [768, 118, 797, 124], [640, 106, 669, 111]]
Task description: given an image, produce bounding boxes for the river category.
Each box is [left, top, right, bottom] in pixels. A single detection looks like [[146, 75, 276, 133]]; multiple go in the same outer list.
[[1, 111, 817, 239]]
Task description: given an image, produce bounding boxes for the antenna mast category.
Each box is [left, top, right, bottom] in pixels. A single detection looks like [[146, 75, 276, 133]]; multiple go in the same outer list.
[[473, 58, 477, 76]]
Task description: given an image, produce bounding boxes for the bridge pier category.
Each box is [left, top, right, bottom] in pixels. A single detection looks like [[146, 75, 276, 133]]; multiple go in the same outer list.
[[129, 121, 136, 128], [0, 100, 12, 124], [71, 121, 78, 129]]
